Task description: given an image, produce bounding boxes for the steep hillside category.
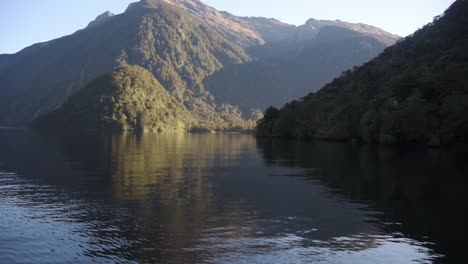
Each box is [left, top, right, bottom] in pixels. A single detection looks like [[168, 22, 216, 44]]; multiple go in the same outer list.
[[0, 0, 254, 128], [135, 0, 264, 46], [32, 65, 192, 132], [205, 25, 389, 114], [0, 0, 398, 129], [257, 0, 468, 147]]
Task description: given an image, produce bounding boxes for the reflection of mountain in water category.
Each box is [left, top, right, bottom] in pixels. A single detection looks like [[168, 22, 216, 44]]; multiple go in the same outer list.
[[110, 133, 257, 199], [256, 138, 468, 263], [105, 133, 260, 262], [0, 131, 261, 263], [0, 130, 460, 263]]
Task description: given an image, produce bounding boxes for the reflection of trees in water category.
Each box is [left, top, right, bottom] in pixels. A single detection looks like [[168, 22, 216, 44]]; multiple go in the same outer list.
[[256, 138, 468, 262], [104, 133, 258, 262], [0, 131, 260, 263], [109, 133, 257, 201], [3, 131, 464, 262]]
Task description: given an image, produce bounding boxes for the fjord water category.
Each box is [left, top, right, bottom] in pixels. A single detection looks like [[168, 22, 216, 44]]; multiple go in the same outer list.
[[0, 129, 466, 264]]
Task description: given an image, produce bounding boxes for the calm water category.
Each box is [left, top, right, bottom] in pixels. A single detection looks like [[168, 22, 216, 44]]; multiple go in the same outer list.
[[0, 129, 467, 264]]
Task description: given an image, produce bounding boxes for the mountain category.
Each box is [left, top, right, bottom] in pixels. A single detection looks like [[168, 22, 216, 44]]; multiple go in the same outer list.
[[32, 65, 192, 132], [87, 11, 115, 28], [133, 0, 264, 46], [257, 0, 468, 147], [205, 25, 392, 114], [0, 0, 399, 129]]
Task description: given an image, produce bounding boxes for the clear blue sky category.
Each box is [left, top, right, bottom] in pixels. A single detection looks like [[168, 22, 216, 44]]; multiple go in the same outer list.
[[0, 0, 455, 54]]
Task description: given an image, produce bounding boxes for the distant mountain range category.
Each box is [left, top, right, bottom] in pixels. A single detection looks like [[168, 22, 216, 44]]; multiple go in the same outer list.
[[0, 0, 399, 130], [257, 0, 468, 147]]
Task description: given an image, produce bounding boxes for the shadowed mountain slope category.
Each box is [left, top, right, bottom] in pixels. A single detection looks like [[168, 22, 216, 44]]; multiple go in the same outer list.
[[0, 0, 399, 129], [257, 0, 468, 147]]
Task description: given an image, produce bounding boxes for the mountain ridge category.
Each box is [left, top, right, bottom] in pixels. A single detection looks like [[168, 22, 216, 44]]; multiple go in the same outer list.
[[0, 0, 399, 130], [256, 0, 468, 147], [87, 11, 115, 28]]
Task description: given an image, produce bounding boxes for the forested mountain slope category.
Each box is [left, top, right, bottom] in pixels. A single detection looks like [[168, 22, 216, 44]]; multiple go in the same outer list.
[[32, 65, 193, 132], [257, 0, 468, 147], [0, 0, 398, 129]]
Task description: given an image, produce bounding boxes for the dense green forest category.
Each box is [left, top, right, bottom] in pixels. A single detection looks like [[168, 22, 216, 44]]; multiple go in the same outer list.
[[32, 66, 193, 132], [257, 0, 468, 147], [0, 0, 397, 130]]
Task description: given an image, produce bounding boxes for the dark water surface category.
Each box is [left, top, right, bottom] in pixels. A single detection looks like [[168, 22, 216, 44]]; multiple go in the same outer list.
[[0, 129, 467, 264]]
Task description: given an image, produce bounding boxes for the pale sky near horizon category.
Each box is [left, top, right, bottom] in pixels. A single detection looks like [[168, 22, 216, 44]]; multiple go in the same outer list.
[[0, 0, 455, 54]]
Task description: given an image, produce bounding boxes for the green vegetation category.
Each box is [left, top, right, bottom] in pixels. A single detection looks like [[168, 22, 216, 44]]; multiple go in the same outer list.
[[257, 0, 468, 147], [0, 0, 397, 131], [32, 65, 193, 132], [205, 26, 391, 114], [128, 2, 254, 130]]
